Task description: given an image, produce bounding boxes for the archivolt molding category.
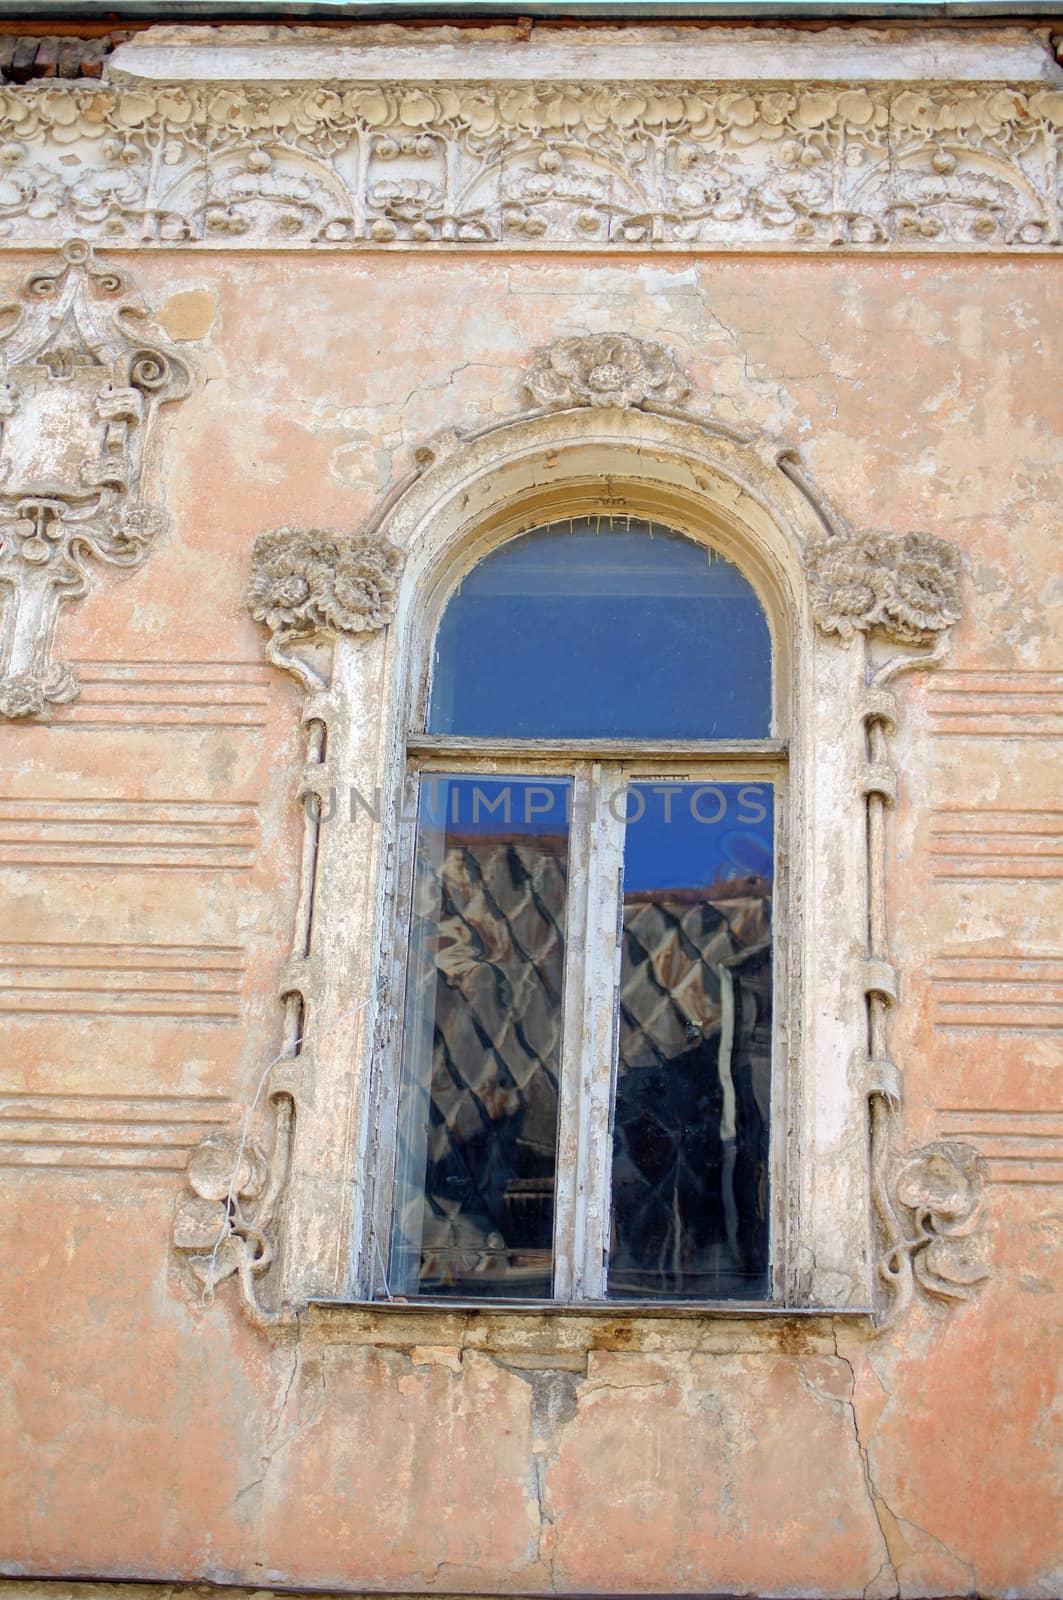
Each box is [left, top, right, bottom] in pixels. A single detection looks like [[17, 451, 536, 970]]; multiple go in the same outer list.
[[0, 238, 191, 719], [178, 350, 988, 1329], [0, 78, 1060, 252]]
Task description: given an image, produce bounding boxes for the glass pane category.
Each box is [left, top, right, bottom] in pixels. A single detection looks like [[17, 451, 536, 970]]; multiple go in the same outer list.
[[428, 516, 771, 740], [391, 776, 571, 1299], [607, 781, 773, 1301]]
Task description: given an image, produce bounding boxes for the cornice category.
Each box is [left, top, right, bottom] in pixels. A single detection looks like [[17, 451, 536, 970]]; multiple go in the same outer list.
[[0, 66, 1060, 251]]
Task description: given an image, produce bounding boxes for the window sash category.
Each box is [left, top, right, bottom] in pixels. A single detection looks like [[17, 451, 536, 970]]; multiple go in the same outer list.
[[372, 740, 788, 1306]]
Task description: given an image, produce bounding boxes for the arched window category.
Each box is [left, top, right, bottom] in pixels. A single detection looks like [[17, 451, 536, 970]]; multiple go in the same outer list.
[[385, 514, 782, 1305]]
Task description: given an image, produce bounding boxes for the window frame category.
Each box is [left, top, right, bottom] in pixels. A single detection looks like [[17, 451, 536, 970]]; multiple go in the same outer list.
[[365, 494, 794, 1307], [264, 409, 876, 1319], [375, 740, 789, 1307]]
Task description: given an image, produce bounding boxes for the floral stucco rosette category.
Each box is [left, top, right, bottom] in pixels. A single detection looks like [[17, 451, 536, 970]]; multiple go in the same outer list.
[[807, 530, 962, 644], [524, 333, 691, 411], [247, 526, 402, 640]]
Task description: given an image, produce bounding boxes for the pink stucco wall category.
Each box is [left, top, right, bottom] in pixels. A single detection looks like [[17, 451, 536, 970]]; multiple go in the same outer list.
[[1, 251, 1060, 1598]]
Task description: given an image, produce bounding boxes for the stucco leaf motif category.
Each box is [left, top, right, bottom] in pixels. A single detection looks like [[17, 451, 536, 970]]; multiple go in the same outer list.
[[807, 530, 962, 644], [880, 1140, 990, 1312], [524, 333, 691, 411], [247, 525, 402, 639]]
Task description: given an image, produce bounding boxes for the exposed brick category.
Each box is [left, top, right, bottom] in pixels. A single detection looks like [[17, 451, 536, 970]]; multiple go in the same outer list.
[[9, 36, 38, 83], [33, 36, 59, 77], [56, 37, 84, 78]]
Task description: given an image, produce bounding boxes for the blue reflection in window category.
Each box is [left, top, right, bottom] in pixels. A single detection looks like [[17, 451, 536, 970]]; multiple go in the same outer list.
[[621, 782, 773, 894], [427, 517, 772, 740]]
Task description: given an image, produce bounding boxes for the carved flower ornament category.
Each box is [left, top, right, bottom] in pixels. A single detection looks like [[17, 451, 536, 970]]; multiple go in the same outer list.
[[807, 530, 962, 643], [524, 333, 691, 411], [246, 526, 402, 640]]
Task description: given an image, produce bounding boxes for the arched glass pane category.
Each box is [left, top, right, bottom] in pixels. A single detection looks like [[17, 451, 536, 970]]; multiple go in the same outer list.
[[427, 515, 771, 740]]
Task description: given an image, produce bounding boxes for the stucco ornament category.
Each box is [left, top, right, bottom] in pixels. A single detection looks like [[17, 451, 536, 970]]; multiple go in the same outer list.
[[877, 1141, 990, 1316], [807, 523, 989, 1324], [0, 79, 1059, 252], [247, 524, 403, 687], [0, 239, 190, 718], [174, 1119, 295, 1325], [807, 530, 963, 643], [524, 334, 691, 411]]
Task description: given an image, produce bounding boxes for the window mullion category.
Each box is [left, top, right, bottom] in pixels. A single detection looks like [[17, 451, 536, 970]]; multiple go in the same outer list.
[[551, 761, 590, 1302], [570, 761, 626, 1302]]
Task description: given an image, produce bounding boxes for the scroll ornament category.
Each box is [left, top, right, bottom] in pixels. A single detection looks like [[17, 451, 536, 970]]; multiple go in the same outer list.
[[172, 1115, 295, 1328], [524, 333, 691, 411], [184, 524, 405, 1323], [0, 239, 190, 719], [877, 1140, 990, 1316], [806, 525, 988, 1320]]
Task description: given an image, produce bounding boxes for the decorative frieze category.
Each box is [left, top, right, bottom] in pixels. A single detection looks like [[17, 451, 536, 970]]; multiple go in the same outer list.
[[0, 239, 190, 719], [0, 79, 1060, 253]]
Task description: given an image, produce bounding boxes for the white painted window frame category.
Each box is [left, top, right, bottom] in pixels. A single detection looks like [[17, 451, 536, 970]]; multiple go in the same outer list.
[[269, 409, 874, 1316], [376, 738, 789, 1306]]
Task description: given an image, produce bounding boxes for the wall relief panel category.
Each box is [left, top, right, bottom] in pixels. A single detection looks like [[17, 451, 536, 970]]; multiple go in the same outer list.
[[0, 238, 190, 719]]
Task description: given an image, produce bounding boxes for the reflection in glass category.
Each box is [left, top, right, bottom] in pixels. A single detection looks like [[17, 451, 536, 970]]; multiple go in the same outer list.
[[428, 516, 771, 741], [391, 777, 571, 1299], [607, 782, 773, 1301]]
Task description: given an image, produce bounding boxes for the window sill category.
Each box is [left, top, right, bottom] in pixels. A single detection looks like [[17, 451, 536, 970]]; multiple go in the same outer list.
[[301, 1299, 876, 1356]]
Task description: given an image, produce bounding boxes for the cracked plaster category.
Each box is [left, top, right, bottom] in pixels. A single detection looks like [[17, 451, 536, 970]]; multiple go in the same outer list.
[[0, 28, 1059, 1597]]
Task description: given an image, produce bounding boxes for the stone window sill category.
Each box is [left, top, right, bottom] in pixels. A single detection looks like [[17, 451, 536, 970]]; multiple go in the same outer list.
[[302, 1300, 876, 1356]]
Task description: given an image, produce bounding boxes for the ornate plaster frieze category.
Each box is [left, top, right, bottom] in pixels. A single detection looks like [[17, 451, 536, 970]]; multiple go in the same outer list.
[[0, 238, 190, 719], [525, 334, 690, 411], [0, 79, 1061, 253]]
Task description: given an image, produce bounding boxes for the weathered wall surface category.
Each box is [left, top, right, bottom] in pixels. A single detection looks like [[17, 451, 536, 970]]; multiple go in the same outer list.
[[0, 23, 1061, 1600]]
